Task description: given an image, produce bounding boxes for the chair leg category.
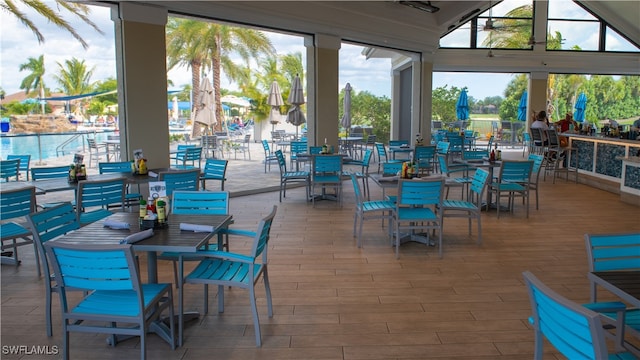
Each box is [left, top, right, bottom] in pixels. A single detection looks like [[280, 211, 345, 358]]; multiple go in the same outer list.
[[249, 286, 262, 347]]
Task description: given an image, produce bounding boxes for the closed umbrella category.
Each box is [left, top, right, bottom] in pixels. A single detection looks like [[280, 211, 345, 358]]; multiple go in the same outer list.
[[340, 83, 352, 135], [574, 92, 587, 123], [517, 91, 528, 121], [171, 96, 179, 121], [286, 74, 306, 140], [267, 80, 284, 132], [192, 76, 216, 138], [456, 88, 469, 121]]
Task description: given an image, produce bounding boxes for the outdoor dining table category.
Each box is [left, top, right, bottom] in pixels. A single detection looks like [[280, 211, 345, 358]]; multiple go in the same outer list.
[[339, 136, 363, 158], [454, 158, 502, 211], [388, 145, 413, 160], [103, 139, 121, 161], [588, 270, 640, 308], [51, 211, 233, 346]]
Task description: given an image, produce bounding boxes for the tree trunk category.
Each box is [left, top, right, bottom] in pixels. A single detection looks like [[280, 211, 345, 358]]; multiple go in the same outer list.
[[212, 39, 223, 132]]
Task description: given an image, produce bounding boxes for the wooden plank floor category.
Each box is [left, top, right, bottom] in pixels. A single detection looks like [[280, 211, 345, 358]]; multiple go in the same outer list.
[[2, 170, 639, 359]]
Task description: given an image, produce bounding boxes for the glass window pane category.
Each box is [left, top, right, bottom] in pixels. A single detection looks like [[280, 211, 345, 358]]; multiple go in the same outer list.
[[548, 0, 597, 20], [605, 26, 640, 52], [547, 20, 599, 50], [441, 27, 471, 48]]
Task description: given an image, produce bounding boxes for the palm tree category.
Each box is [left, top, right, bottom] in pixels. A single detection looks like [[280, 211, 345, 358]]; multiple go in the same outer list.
[[53, 58, 96, 119], [53, 58, 96, 95], [481, 4, 563, 50], [19, 55, 46, 113], [167, 18, 276, 131], [2, 0, 103, 49]]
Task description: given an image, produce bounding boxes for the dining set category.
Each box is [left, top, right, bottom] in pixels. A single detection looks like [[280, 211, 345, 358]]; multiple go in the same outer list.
[[1, 165, 280, 358]]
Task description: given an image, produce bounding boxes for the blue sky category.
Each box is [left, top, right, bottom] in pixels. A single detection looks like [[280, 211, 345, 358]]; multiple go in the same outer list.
[[1, 2, 518, 101]]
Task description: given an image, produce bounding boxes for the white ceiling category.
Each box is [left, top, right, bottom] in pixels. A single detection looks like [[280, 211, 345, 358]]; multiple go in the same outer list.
[[102, 1, 639, 75], [123, 1, 638, 51]]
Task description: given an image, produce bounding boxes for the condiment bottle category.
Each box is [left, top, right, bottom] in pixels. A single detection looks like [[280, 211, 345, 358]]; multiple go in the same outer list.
[[131, 161, 136, 174], [490, 149, 496, 161], [146, 197, 156, 215], [139, 198, 147, 219], [156, 200, 166, 223], [69, 164, 76, 181], [138, 159, 147, 175]]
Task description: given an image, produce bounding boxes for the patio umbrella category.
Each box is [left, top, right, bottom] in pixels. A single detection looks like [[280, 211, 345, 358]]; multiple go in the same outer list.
[[456, 88, 469, 121], [267, 80, 284, 132], [340, 83, 352, 135], [171, 96, 179, 121], [286, 74, 306, 139], [517, 91, 528, 121], [192, 76, 216, 138], [574, 92, 587, 123]]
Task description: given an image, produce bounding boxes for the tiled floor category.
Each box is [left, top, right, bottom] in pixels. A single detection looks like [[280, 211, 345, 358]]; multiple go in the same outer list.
[[2, 146, 640, 359]]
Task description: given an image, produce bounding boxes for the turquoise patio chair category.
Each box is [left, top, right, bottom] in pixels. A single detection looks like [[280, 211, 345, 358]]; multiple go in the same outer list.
[[26, 203, 79, 337], [311, 155, 343, 207], [490, 160, 533, 218], [523, 271, 635, 360], [275, 149, 310, 202], [98, 161, 141, 207], [159, 169, 200, 196], [441, 168, 489, 245], [261, 139, 278, 173], [200, 158, 228, 190], [1, 186, 36, 268], [76, 177, 126, 226], [173, 146, 203, 169], [375, 142, 403, 173], [0, 158, 21, 182], [393, 178, 445, 258], [45, 241, 175, 360], [413, 145, 436, 175], [584, 233, 640, 354], [180, 206, 277, 347], [350, 174, 394, 248], [7, 154, 30, 180]]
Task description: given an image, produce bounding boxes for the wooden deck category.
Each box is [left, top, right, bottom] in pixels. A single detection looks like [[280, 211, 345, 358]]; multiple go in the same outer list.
[[2, 171, 639, 359]]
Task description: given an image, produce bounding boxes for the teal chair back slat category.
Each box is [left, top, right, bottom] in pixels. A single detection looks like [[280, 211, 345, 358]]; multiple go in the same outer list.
[[171, 190, 229, 215], [7, 155, 30, 180], [585, 233, 640, 272], [77, 178, 126, 211], [382, 162, 403, 176], [0, 159, 21, 181], [397, 178, 444, 207], [499, 160, 533, 183], [275, 149, 288, 171], [313, 155, 342, 173], [253, 206, 277, 259], [523, 271, 611, 360], [469, 168, 490, 196], [201, 158, 228, 190], [463, 149, 488, 160], [31, 166, 69, 180], [375, 143, 388, 161], [28, 203, 79, 244], [99, 161, 132, 174], [46, 243, 138, 292], [309, 146, 322, 155], [0, 186, 36, 221], [436, 141, 450, 155], [350, 174, 365, 206], [261, 139, 271, 153], [528, 154, 544, 175], [290, 141, 308, 155], [160, 169, 200, 196]]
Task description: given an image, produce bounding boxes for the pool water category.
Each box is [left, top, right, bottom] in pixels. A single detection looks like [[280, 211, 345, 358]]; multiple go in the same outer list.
[[0, 132, 114, 161]]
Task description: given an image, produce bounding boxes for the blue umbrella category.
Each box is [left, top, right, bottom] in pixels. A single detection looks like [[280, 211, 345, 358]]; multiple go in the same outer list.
[[517, 91, 528, 121], [574, 92, 587, 122], [456, 88, 469, 120]]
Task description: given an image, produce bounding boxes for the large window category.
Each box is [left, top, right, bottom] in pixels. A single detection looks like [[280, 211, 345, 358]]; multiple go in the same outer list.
[[441, 0, 533, 50], [548, 0, 639, 52]]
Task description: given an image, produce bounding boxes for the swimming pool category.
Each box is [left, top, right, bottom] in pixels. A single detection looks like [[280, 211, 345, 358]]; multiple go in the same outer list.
[[0, 131, 115, 161]]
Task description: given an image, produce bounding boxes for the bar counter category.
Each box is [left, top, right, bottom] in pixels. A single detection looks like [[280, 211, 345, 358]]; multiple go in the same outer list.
[[563, 134, 640, 206]]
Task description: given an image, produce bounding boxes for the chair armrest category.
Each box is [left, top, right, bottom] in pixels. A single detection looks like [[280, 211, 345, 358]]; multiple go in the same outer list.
[[181, 250, 253, 263], [218, 228, 256, 238], [583, 301, 626, 313]]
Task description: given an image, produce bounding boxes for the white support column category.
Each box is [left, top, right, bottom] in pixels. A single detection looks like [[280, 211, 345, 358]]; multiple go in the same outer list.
[[306, 34, 341, 148], [419, 57, 434, 143], [529, 71, 549, 127], [112, 3, 169, 167], [390, 68, 401, 140]]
